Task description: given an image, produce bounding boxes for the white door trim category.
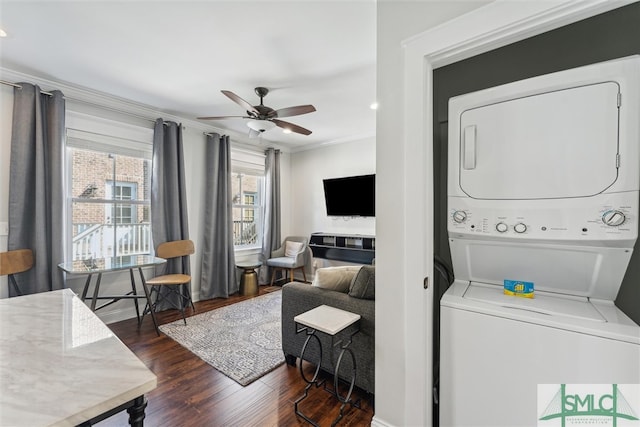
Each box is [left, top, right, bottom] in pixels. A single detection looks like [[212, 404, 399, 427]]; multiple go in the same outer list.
[[372, 1, 634, 426]]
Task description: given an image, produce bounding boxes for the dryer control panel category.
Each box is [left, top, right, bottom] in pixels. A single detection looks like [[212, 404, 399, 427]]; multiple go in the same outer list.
[[448, 192, 638, 246]]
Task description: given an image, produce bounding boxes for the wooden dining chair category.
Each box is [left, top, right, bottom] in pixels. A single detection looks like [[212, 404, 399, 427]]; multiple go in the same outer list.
[[0, 249, 34, 296], [142, 239, 195, 326]]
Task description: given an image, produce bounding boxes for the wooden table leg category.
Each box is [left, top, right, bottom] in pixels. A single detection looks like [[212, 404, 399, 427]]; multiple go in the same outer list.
[[126, 396, 147, 427]]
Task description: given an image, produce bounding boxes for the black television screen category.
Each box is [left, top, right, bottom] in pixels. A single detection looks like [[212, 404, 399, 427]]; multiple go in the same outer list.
[[323, 174, 375, 217]]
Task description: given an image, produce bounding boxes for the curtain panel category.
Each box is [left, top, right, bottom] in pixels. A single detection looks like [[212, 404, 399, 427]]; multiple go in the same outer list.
[[151, 119, 190, 307], [200, 133, 237, 299], [8, 83, 65, 296], [259, 148, 281, 284]]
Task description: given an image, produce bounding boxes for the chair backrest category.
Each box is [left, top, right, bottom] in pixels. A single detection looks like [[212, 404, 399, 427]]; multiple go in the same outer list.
[[0, 249, 34, 276], [282, 236, 308, 257], [283, 236, 307, 247], [156, 240, 195, 260]]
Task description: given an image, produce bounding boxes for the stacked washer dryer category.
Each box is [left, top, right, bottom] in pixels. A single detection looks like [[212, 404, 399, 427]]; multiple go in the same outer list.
[[440, 56, 640, 426]]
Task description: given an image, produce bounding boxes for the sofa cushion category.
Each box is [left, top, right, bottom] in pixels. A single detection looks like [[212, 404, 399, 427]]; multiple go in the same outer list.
[[312, 266, 362, 293], [349, 266, 375, 300], [285, 241, 304, 257]]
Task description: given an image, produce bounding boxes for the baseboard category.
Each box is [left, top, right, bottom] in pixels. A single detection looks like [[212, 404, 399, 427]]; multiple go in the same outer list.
[[97, 305, 140, 325], [371, 415, 396, 427]]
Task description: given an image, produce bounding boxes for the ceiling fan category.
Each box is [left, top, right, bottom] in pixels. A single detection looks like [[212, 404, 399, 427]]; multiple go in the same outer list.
[[198, 87, 316, 137]]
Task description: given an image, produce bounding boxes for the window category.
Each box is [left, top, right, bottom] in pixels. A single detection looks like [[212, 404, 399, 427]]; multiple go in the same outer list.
[[106, 181, 138, 224], [66, 113, 153, 261], [232, 173, 262, 247], [231, 149, 266, 250]]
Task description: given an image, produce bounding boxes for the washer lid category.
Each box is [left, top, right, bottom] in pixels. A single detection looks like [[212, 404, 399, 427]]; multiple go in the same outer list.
[[463, 282, 605, 322], [441, 281, 640, 344]]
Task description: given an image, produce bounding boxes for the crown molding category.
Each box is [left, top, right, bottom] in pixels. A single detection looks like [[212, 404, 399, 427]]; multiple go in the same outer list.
[[0, 67, 293, 153]]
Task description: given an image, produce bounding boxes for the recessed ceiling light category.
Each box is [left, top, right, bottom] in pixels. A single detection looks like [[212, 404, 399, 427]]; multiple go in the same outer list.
[[283, 128, 292, 134], [370, 102, 378, 110], [0, 29, 7, 38]]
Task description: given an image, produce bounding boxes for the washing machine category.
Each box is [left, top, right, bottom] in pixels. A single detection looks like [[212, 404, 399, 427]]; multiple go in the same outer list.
[[439, 56, 640, 426]]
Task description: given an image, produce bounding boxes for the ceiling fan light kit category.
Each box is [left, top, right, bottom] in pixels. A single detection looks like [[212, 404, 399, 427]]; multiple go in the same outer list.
[[198, 86, 316, 136], [247, 119, 276, 133]]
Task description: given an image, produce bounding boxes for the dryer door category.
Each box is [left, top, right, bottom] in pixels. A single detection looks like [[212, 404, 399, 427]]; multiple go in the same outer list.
[[458, 82, 620, 200]]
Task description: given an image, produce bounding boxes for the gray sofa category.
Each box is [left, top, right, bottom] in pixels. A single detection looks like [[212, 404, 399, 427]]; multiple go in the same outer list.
[[281, 276, 375, 394]]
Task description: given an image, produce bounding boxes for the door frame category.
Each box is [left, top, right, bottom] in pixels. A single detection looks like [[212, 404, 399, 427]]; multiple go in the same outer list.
[[372, 1, 632, 426]]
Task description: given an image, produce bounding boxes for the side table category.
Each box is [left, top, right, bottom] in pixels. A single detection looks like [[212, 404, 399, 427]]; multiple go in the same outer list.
[[237, 260, 262, 296], [293, 304, 361, 426]]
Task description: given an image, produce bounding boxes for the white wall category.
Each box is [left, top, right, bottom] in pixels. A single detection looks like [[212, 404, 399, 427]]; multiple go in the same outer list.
[[0, 85, 13, 298], [289, 137, 375, 273], [374, 2, 491, 426], [290, 137, 375, 235], [0, 76, 291, 323]]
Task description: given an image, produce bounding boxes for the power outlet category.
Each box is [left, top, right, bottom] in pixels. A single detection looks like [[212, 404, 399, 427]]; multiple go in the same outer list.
[[0, 222, 8, 236]]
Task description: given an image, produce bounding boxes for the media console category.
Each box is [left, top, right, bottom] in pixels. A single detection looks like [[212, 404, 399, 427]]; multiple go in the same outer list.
[[309, 232, 375, 265]]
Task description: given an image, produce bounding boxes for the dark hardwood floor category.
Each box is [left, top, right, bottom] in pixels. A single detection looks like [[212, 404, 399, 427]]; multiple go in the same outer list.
[[98, 286, 374, 426]]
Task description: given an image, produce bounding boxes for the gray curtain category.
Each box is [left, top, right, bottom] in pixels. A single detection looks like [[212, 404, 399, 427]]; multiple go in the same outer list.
[[151, 119, 190, 306], [200, 133, 237, 299], [8, 83, 65, 296], [259, 148, 281, 284]]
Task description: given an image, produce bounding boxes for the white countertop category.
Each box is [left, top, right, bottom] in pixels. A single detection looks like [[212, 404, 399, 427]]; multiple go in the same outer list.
[[0, 289, 157, 426], [294, 304, 361, 335]]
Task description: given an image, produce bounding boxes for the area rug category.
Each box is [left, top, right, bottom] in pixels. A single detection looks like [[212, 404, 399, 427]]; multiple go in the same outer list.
[[159, 290, 284, 386]]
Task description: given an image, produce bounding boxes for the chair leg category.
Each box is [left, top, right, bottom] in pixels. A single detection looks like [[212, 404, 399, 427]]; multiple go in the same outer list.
[[177, 285, 188, 325], [183, 283, 195, 312], [9, 275, 23, 296], [300, 267, 307, 283], [289, 268, 294, 282], [270, 268, 277, 286]]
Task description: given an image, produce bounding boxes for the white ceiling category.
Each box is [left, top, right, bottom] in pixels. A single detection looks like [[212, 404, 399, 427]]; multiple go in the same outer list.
[[0, 1, 482, 150]]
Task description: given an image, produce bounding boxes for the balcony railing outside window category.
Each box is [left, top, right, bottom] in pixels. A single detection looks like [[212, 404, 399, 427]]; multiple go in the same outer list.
[[72, 222, 151, 260]]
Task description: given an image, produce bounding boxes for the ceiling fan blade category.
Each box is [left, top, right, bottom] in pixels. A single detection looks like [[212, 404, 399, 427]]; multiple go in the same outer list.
[[197, 115, 249, 120], [272, 119, 312, 136], [271, 104, 316, 118], [221, 90, 259, 115]]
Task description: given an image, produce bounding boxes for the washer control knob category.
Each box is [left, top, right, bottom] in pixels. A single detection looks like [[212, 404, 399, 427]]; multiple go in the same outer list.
[[452, 210, 467, 223], [495, 222, 508, 233], [602, 210, 626, 227], [514, 223, 527, 233]]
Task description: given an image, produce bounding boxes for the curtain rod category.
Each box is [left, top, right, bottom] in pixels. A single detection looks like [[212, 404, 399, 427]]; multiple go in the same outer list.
[[1, 79, 54, 96], [1, 79, 161, 124]]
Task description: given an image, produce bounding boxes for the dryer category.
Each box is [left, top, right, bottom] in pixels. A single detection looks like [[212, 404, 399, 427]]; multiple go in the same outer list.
[[440, 56, 640, 426]]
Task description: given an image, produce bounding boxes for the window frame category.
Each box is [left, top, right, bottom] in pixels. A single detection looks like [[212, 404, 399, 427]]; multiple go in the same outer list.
[[230, 149, 266, 252], [64, 112, 153, 262]]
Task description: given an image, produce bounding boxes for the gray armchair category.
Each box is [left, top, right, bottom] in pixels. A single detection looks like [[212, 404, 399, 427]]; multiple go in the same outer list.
[[266, 236, 308, 286]]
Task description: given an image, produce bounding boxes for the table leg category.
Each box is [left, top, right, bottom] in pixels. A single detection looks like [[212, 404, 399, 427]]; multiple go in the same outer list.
[[90, 273, 102, 311], [129, 268, 141, 323], [126, 395, 147, 427], [294, 329, 324, 427], [138, 267, 160, 336], [80, 274, 93, 302], [240, 268, 258, 296], [332, 347, 358, 427]]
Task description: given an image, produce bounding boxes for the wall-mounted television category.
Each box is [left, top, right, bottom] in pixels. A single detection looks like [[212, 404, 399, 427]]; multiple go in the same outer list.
[[323, 174, 375, 217]]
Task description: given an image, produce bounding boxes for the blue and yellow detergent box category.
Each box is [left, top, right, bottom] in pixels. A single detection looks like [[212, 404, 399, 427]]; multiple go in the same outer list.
[[504, 280, 534, 298]]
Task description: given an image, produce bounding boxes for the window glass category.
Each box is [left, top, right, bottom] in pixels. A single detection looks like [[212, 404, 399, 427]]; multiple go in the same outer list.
[[232, 172, 263, 248], [68, 143, 151, 260]]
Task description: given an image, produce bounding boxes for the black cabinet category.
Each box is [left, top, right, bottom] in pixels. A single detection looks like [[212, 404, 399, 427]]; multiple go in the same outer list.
[[309, 233, 375, 264]]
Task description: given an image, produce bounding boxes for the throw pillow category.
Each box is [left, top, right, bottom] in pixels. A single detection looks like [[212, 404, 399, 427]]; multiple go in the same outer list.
[[285, 241, 304, 257], [312, 266, 362, 293], [349, 266, 375, 300]]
